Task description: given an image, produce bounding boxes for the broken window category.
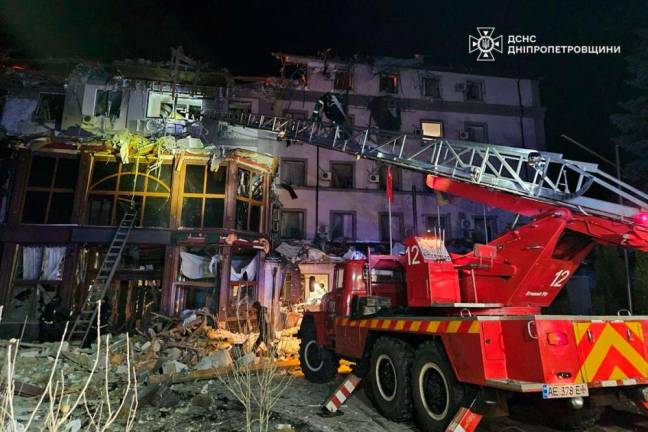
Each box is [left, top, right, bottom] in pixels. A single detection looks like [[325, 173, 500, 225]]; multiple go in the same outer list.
[[473, 215, 498, 243], [379, 73, 399, 94], [378, 165, 401, 192], [146, 91, 202, 120], [379, 212, 404, 242], [330, 162, 354, 188], [330, 212, 355, 240], [32, 93, 64, 128], [235, 168, 264, 232], [87, 160, 171, 227], [94, 89, 122, 117], [421, 120, 443, 139], [180, 164, 227, 228], [22, 155, 79, 224], [281, 159, 306, 186], [465, 80, 484, 101], [282, 63, 308, 84], [423, 76, 441, 98], [280, 210, 304, 239], [334, 69, 352, 91], [465, 122, 488, 143]]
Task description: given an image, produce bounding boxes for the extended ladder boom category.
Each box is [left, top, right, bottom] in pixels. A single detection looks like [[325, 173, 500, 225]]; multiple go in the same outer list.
[[219, 112, 648, 250]]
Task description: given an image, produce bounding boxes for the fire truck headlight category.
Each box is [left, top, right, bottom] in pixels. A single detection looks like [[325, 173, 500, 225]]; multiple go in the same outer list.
[[635, 212, 648, 226]]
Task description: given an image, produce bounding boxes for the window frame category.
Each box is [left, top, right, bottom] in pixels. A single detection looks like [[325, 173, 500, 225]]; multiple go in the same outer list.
[[87, 158, 173, 227], [472, 215, 498, 243], [464, 121, 489, 143], [334, 69, 352, 91], [379, 212, 404, 242], [280, 209, 306, 240], [22, 154, 79, 224], [330, 161, 355, 189], [422, 76, 441, 98], [379, 73, 399, 94], [280, 158, 307, 187], [235, 167, 266, 232], [32, 92, 65, 125], [378, 164, 401, 192], [180, 163, 228, 229], [329, 211, 357, 241], [464, 79, 485, 102], [425, 213, 452, 239], [94, 88, 122, 118], [145, 90, 204, 120]]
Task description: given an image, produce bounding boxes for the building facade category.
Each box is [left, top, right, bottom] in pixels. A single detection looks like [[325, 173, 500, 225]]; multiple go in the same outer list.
[[230, 53, 545, 250], [0, 57, 276, 337]]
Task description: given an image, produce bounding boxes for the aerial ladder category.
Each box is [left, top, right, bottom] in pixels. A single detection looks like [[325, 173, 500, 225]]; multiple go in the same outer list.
[[219, 111, 648, 431]]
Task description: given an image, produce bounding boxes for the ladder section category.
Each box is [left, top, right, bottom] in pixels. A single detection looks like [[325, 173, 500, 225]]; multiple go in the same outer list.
[[68, 207, 137, 345], [219, 112, 648, 221]]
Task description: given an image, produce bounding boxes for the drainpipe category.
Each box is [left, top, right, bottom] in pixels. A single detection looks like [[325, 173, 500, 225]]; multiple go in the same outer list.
[[516, 79, 526, 149]]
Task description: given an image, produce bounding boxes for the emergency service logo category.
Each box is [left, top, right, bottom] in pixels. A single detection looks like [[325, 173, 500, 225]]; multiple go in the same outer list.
[[469, 27, 503, 61]]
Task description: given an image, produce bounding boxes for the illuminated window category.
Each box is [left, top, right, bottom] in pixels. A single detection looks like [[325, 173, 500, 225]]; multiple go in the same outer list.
[[236, 168, 265, 232], [181, 164, 227, 229], [94, 89, 122, 117], [280, 210, 304, 239], [423, 77, 441, 98], [379, 73, 399, 94], [421, 120, 443, 139], [87, 160, 171, 227], [146, 91, 202, 120], [330, 211, 355, 240], [22, 156, 79, 224], [334, 69, 352, 91]]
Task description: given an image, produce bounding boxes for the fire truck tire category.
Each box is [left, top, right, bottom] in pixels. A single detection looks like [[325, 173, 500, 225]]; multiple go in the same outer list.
[[368, 337, 414, 422], [411, 341, 465, 431], [298, 324, 338, 384], [539, 402, 603, 431]]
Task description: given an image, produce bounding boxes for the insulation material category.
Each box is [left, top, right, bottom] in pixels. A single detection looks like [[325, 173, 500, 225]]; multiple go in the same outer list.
[[22, 247, 43, 280], [41, 247, 65, 280], [230, 255, 258, 282], [179, 252, 214, 280], [343, 247, 366, 260]]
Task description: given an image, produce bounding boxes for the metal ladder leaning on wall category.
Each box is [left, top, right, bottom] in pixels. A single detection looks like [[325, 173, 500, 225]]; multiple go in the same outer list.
[[68, 207, 138, 346]]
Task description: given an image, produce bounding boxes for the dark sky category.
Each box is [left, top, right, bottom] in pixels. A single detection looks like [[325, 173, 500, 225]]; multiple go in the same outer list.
[[0, 0, 646, 164]]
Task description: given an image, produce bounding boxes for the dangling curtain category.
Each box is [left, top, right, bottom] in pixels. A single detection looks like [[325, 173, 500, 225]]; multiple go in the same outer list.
[[41, 247, 65, 280], [22, 247, 43, 280]]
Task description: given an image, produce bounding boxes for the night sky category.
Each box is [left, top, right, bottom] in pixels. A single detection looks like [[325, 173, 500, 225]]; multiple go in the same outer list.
[[1, 0, 646, 165]]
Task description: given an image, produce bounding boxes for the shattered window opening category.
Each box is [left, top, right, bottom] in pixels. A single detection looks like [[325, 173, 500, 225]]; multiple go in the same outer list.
[[330, 162, 354, 189], [180, 164, 226, 229], [146, 91, 203, 120], [378, 165, 401, 191], [334, 69, 352, 91], [280, 159, 306, 186], [94, 89, 122, 117], [423, 76, 441, 98], [379, 73, 399, 94], [379, 212, 404, 242], [22, 155, 79, 224], [87, 159, 171, 227], [235, 168, 264, 232], [32, 93, 64, 128]]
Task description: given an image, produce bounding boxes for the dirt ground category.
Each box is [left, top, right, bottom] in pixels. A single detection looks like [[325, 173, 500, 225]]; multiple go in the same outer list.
[[133, 374, 648, 432]]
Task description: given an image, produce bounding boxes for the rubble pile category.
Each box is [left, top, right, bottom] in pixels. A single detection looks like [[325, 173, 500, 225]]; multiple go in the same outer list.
[[1, 310, 302, 431]]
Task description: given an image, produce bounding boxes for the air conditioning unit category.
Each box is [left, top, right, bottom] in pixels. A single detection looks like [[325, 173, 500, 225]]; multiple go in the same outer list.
[[320, 171, 332, 181], [455, 82, 467, 93], [369, 174, 380, 183], [458, 130, 470, 140]]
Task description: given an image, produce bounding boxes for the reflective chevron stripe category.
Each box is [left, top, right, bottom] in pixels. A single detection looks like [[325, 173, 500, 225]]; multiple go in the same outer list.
[[335, 317, 480, 335]]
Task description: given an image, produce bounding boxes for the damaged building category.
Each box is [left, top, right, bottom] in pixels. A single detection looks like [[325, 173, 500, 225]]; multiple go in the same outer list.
[[0, 54, 291, 339]]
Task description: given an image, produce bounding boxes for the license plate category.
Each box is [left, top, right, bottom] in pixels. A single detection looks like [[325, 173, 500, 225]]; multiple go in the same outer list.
[[542, 383, 589, 399]]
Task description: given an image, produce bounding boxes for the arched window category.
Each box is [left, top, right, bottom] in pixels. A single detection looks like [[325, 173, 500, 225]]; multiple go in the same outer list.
[[86, 160, 171, 227]]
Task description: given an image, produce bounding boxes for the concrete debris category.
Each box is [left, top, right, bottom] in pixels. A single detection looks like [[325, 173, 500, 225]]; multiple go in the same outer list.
[[195, 350, 232, 370], [162, 360, 189, 375]]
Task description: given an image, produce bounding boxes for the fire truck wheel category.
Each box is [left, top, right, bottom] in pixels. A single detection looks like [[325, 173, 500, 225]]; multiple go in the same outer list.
[[411, 341, 465, 431], [368, 337, 414, 422], [299, 324, 338, 384]]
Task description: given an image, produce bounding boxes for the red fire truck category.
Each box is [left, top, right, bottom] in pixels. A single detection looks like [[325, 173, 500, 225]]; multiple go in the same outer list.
[[220, 111, 648, 431], [298, 173, 648, 431]]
